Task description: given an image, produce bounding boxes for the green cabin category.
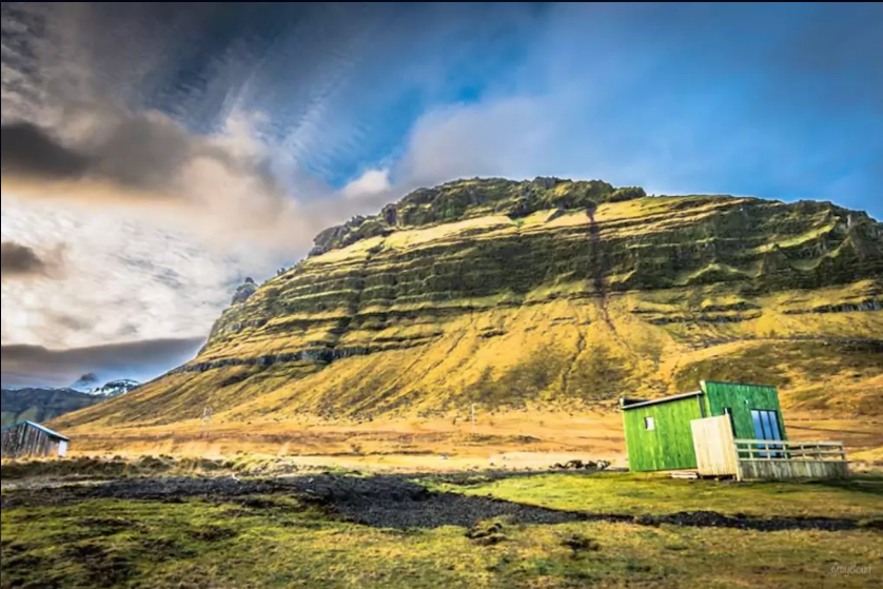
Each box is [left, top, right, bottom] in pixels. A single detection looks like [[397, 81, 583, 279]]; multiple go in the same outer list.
[[620, 381, 786, 472]]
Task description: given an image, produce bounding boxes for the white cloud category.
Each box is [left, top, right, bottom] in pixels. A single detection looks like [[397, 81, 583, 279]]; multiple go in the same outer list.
[[398, 97, 559, 186], [0, 194, 284, 350], [341, 168, 392, 200]]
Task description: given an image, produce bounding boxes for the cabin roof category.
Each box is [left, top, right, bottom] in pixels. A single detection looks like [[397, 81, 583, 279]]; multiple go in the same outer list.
[[619, 390, 703, 410], [1, 420, 70, 441]]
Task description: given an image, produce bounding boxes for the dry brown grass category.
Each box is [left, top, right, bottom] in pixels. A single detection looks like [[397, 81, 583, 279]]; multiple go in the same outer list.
[[57, 408, 881, 474]]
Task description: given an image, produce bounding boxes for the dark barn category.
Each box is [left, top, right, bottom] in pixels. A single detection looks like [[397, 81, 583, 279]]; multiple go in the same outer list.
[[1, 421, 70, 459]]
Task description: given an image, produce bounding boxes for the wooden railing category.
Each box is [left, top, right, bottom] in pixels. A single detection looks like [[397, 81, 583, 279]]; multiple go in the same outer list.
[[734, 439, 847, 462]]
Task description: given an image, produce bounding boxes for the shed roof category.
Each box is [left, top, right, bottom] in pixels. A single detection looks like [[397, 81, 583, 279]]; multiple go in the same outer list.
[[1, 420, 70, 441], [619, 390, 703, 410]]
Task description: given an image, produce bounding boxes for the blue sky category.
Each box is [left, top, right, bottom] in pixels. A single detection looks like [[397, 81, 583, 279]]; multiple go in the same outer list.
[[1, 2, 880, 387], [190, 1, 881, 217]]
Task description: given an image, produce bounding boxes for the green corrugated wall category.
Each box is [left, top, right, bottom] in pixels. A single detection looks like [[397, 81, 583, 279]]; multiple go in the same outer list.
[[701, 381, 786, 440], [622, 395, 704, 471]]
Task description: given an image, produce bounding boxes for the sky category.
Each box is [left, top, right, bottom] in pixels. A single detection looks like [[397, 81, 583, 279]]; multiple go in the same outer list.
[[1, 2, 881, 388]]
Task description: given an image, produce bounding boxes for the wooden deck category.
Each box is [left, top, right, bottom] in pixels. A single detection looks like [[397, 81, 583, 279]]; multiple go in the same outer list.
[[690, 415, 849, 480], [733, 439, 849, 481]]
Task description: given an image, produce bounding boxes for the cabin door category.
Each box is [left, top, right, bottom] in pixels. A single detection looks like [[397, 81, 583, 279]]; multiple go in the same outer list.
[[57, 441, 68, 458], [750, 409, 782, 458]]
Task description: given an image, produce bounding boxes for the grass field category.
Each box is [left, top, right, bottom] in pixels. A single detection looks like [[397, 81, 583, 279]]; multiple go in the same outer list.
[[2, 471, 881, 589], [430, 471, 883, 519]]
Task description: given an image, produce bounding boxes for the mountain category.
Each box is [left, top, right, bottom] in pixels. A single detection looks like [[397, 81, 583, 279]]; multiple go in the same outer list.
[[88, 379, 141, 398], [1, 388, 102, 428], [2, 379, 141, 428], [53, 177, 883, 429]]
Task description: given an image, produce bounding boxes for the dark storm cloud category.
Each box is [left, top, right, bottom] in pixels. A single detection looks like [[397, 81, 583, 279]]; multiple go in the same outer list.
[[1, 241, 48, 277], [0, 114, 283, 201], [72, 373, 99, 389], [0, 338, 205, 388], [1, 2, 288, 208], [0, 123, 90, 180]]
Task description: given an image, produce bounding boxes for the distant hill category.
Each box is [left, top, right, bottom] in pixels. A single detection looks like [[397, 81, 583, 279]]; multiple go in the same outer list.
[[1, 388, 101, 428], [2, 379, 141, 428], [52, 177, 883, 430]]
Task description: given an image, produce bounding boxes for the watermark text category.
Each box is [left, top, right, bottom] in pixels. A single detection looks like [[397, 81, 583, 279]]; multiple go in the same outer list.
[[830, 564, 873, 576]]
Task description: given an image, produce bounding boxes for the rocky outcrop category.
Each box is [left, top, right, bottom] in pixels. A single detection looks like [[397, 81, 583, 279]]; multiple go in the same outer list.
[[308, 177, 644, 256], [231, 278, 258, 305]]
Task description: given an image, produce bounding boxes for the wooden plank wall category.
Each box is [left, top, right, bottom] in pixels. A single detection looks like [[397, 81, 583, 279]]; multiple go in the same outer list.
[[1, 424, 59, 458], [690, 416, 739, 477], [739, 460, 849, 480], [623, 396, 704, 471]]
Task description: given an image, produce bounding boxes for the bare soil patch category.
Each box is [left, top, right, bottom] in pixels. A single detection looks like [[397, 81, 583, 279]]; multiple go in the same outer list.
[[2, 473, 878, 533]]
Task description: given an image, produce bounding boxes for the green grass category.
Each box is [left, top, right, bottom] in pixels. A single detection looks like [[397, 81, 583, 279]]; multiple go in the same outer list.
[[2, 492, 881, 589], [430, 472, 883, 519]]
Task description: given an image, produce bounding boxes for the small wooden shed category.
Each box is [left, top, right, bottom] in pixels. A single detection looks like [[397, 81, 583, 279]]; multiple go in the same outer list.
[[1, 420, 70, 459], [620, 380, 848, 480], [620, 380, 786, 472]]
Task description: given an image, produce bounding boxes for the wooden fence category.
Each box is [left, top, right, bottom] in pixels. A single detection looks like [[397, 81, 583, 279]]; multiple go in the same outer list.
[[691, 416, 738, 477]]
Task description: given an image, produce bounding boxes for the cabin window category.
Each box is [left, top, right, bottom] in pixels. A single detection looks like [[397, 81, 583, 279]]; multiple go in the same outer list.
[[750, 409, 783, 457], [751, 409, 781, 441], [644, 416, 655, 430]]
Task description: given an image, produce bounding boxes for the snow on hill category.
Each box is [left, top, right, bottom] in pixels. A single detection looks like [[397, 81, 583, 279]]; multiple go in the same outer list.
[[88, 379, 141, 398]]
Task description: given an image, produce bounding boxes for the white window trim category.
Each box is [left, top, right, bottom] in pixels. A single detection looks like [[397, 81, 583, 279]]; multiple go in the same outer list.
[[644, 416, 655, 431]]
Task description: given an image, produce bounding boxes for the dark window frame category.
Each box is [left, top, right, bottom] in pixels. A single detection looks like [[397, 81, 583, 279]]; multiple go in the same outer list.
[[722, 407, 736, 436]]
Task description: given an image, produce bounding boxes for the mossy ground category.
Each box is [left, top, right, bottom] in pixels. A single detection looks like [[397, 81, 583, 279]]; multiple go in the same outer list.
[[429, 471, 883, 519], [2, 473, 881, 589]]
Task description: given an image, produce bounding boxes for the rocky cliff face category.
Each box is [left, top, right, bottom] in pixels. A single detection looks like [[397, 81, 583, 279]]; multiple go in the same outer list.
[[55, 178, 883, 428]]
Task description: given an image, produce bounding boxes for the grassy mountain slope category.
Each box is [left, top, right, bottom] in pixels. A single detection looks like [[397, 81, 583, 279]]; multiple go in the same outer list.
[[2, 388, 102, 428], [54, 178, 883, 430]]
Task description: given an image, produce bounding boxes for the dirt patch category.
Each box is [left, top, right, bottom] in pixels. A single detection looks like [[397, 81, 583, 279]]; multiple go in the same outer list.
[[289, 474, 583, 529], [0, 477, 289, 509], [628, 511, 865, 532], [561, 532, 602, 555], [64, 543, 136, 587], [57, 517, 139, 543], [138, 537, 198, 561], [466, 521, 507, 546], [1, 474, 878, 533], [186, 525, 239, 542], [426, 468, 621, 487], [79, 517, 137, 533]]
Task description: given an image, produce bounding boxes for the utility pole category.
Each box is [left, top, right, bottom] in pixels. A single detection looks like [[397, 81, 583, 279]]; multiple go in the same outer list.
[[471, 403, 476, 437]]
